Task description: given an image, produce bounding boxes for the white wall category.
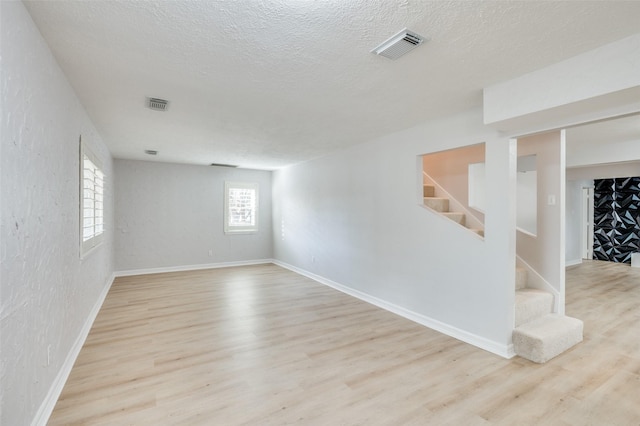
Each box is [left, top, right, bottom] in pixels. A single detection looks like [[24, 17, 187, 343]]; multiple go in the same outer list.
[[565, 179, 593, 265], [1, 3, 114, 425], [114, 160, 273, 272], [516, 170, 537, 235], [567, 139, 640, 168], [484, 34, 640, 132], [567, 162, 640, 181], [272, 109, 517, 356], [422, 143, 485, 223], [516, 131, 565, 309]]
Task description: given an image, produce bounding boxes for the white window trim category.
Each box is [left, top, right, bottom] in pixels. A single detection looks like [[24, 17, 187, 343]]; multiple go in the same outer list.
[[80, 137, 105, 257], [224, 181, 259, 234]]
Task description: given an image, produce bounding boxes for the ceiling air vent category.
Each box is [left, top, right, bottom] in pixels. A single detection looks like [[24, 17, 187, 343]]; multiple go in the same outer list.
[[210, 163, 238, 168], [371, 29, 426, 60], [147, 97, 169, 111]]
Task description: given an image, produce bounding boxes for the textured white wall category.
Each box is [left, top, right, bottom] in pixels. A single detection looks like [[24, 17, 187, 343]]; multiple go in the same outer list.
[[272, 109, 517, 354], [114, 160, 273, 272], [1, 2, 114, 425]]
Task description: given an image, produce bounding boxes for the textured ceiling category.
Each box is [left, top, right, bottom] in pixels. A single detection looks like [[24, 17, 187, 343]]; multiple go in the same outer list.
[[24, 0, 640, 169]]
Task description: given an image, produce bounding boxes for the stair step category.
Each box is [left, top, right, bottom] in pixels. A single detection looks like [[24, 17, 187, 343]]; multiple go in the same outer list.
[[516, 267, 528, 290], [513, 314, 583, 363], [442, 212, 465, 225], [423, 197, 449, 212], [515, 289, 553, 327], [423, 184, 435, 197]]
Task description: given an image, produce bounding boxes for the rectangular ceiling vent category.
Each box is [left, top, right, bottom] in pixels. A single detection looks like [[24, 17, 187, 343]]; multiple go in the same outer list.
[[147, 97, 169, 111], [371, 29, 426, 60]]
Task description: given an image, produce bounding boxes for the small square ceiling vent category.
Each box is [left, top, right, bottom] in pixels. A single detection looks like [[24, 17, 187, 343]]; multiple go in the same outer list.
[[371, 29, 426, 60], [147, 97, 169, 111]]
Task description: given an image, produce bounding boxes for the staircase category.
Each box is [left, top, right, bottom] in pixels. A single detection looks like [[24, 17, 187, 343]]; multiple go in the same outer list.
[[423, 184, 484, 236], [513, 267, 583, 363]]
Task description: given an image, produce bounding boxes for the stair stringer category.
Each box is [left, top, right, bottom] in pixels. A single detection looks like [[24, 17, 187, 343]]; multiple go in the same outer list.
[[516, 255, 561, 314], [422, 171, 484, 232]]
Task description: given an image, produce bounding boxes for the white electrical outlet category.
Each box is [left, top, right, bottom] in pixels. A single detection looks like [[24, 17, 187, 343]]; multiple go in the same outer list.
[[208, 250, 213, 257]]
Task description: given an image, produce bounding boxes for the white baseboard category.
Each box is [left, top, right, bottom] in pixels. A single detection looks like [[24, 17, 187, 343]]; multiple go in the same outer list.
[[31, 273, 115, 426], [114, 259, 273, 277], [565, 259, 583, 267], [272, 260, 513, 359]]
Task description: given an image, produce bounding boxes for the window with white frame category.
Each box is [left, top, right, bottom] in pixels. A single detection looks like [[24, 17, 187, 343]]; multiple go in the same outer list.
[[224, 182, 258, 234], [80, 138, 105, 256]]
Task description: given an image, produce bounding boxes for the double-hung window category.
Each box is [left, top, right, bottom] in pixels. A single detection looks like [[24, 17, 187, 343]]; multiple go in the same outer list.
[[224, 182, 258, 234], [80, 139, 105, 256]]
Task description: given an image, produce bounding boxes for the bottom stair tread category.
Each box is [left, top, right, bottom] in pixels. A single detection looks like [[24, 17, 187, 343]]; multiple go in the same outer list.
[[515, 289, 553, 327], [513, 314, 583, 363]]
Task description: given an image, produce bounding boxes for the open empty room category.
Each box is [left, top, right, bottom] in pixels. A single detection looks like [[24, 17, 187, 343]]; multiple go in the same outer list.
[[47, 261, 640, 424], [2, 1, 640, 425]]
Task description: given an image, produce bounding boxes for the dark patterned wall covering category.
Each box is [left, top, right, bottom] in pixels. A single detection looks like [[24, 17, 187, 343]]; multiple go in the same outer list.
[[593, 177, 640, 263]]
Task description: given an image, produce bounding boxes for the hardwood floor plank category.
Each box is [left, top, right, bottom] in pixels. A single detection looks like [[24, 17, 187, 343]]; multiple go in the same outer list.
[[48, 261, 640, 425]]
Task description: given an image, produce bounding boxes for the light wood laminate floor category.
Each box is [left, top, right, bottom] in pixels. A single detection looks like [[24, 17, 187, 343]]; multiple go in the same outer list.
[[49, 261, 640, 425]]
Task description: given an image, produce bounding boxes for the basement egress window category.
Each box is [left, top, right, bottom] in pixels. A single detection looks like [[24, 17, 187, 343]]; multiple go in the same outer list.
[[80, 137, 105, 257], [224, 182, 258, 234]]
